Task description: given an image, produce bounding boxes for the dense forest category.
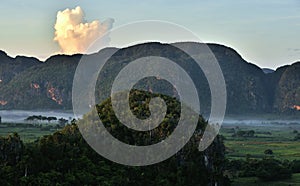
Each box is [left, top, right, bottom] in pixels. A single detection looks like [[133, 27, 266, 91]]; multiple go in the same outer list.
[[0, 90, 229, 185], [1, 91, 300, 185]]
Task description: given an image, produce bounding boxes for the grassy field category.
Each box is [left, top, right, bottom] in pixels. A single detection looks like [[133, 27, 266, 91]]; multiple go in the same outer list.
[[221, 122, 300, 185], [232, 173, 300, 186], [1, 120, 300, 185], [0, 123, 59, 143], [1, 121, 300, 157], [220, 124, 300, 160]]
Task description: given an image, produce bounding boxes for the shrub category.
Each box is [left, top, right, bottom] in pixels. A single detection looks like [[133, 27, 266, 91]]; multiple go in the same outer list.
[[291, 160, 300, 173], [256, 159, 292, 181], [264, 149, 273, 155]]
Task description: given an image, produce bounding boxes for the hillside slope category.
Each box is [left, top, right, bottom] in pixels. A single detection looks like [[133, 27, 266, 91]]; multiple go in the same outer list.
[[0, 42, 299, 115]]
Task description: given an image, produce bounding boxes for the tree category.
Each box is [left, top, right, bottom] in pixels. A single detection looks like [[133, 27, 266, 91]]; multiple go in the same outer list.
[[0, 133, 23, 166], [58, 118, 68, 126], [264, 149, 273, 155], [41, 116, 47, 121], [291, 160, 300, 173], [295, 133, 300, 141], [247, 130, 255, 137], [257, 158, 291, 181], [0, 90, 229, 185], [46, 117, 57, 123], [25, 116, 36, 121], [233, 130, 255, 137], [293, 130, 298, 134]]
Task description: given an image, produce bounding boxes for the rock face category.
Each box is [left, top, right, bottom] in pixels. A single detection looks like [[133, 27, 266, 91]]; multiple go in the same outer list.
[[207, 44, 270, 114], [0, 54, 80, 109], [0, 42, 299, 115], [273, 62, 300, 113]]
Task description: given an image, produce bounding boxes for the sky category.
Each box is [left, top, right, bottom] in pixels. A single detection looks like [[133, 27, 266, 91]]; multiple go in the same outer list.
[[0, 0, 299, 69]]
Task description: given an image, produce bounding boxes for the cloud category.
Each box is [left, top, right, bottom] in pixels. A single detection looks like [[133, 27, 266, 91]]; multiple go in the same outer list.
[[287, 48, 300, 53], [54, 6, 114, 55]]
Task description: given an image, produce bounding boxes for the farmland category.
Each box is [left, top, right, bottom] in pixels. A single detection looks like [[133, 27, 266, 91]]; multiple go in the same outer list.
[[220, 122, 300, 160], [0, 122, 61, 143]]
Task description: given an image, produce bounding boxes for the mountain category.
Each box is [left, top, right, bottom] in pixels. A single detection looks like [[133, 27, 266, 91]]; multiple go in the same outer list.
[[205, 43, 270, 114], [273, 62, 300, 113], [0, 54, 80, 109], [0, 42, 299, 115], [0, 51, 41, 87], [262, 68, 275, 74]]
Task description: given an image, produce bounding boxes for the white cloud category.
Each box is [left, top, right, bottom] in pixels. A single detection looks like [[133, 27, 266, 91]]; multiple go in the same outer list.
[[54, 6, 114, 55]]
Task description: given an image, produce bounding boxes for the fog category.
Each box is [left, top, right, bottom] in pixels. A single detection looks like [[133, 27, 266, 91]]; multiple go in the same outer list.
[[0, 110, 76, 123], [223, 117, 300, 128], [0, 110, 299, 127]]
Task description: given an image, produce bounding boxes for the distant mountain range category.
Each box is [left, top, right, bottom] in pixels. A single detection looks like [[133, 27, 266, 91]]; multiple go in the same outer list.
[[0, 42, 299, 115], [262, 68, 275, 74]]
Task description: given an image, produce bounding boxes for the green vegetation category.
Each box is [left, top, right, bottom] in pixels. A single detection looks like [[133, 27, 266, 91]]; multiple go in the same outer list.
[[294, 133, 300, 141], [221, 123, 300, 185], [0, 123, 62, 143], [0, 54, 80, 110], [25, 115, 58, 123], [1, 112, 299, 185], [232, 173, 300, 186], [1, 43, 300, 115], [0, 90, 229, 185], [0, 115, 70, 143], [221, 125, 300, 160]]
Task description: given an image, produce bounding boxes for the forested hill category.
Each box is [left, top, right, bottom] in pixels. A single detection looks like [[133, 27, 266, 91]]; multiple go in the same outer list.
[[0, 90, 228, 185], [0, 42, 299, 115]]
